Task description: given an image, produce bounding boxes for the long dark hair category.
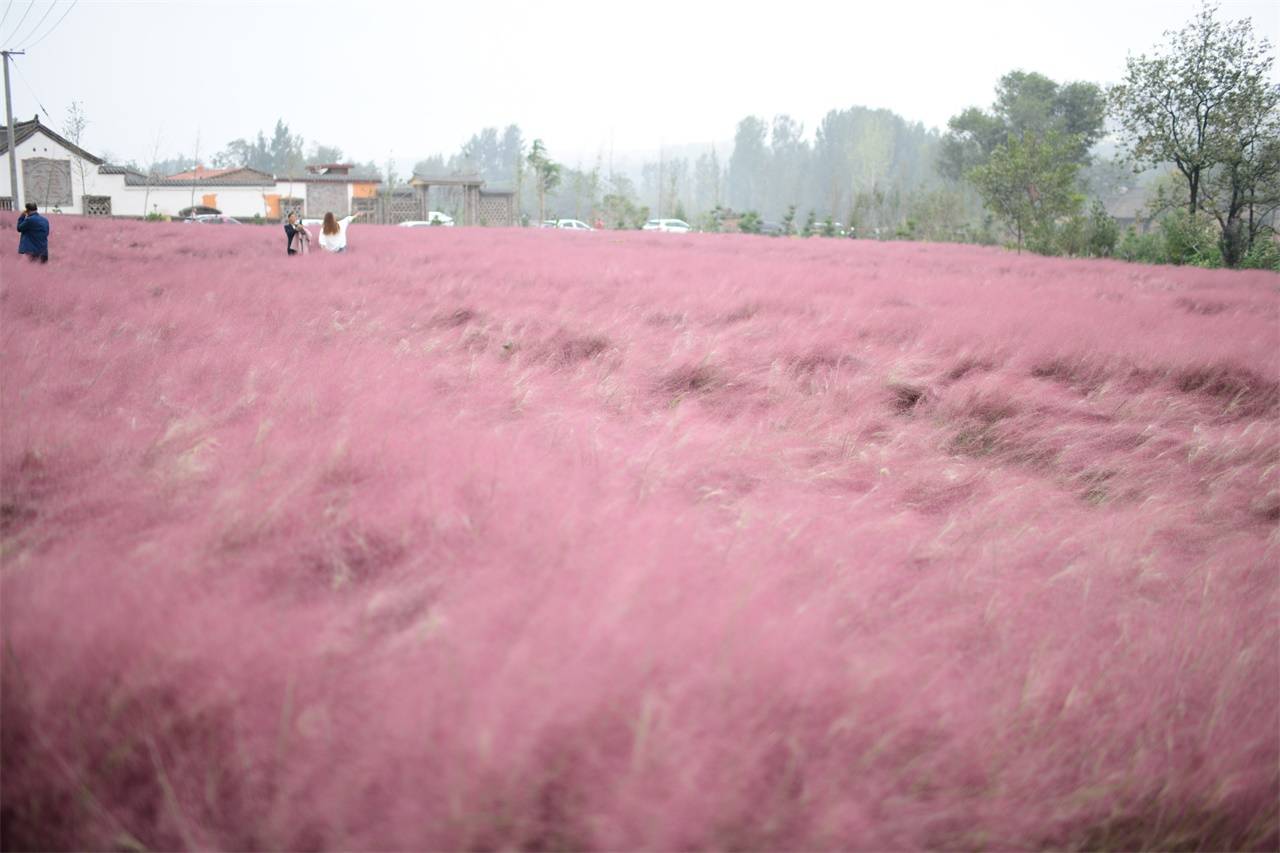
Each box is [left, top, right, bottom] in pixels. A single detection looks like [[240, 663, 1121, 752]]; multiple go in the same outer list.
[[322, 212, 339, 236]]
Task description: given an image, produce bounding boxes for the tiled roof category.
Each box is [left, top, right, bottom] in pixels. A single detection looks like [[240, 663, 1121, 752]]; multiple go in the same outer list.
[[276, 173, 381, 184], [167, 166, 237, 181], [1104, 185, 1155, 221], [410, 172, 485, 187], [0, 115, 104, 164], [98, 163, 147, 178], [97, 165, 277, 188], [99, 163, 375, 187], [165, 166, 276, 185]]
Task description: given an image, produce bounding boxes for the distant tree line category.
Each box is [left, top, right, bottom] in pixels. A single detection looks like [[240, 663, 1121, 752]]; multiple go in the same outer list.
[[116, 119, 380, 181], [115, 4, 1274, 269]]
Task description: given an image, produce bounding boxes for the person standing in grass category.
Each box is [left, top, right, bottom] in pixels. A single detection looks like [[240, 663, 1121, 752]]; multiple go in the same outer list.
[[284, 212, 310, 256], [16, 202, 50, 263], [318, 210, 362, 253]]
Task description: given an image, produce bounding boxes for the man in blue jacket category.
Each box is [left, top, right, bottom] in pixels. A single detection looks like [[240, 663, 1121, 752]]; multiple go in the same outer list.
[[16, 202, 50, 263]]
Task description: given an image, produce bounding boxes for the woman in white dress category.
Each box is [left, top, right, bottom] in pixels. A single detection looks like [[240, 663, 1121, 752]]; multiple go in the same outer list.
[[318, 210, 363, 253]]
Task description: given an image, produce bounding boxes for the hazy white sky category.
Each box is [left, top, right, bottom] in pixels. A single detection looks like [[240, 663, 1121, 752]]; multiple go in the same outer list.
[[3, 0, 1277, 169]]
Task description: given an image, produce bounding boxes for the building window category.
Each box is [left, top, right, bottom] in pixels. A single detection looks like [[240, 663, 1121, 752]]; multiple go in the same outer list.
[[0, 197, 12, 211], [280, 197, 304, 219], [352, 196, 377, 217], [83, 196, 112, 216]]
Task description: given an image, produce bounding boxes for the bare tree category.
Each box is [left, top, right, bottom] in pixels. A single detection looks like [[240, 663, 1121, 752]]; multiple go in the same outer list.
[[189, 130, 201, 214], [62, 101, 89, 209], [142, 129, 163, 218]]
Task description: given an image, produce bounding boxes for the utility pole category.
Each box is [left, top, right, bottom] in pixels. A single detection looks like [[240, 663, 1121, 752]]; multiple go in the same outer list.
[[3, 50, 25, 212]]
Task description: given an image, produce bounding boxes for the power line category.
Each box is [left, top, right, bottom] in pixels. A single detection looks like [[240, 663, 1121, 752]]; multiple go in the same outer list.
[[10, 53, 49, 119], [1, 0, 34, 47], [0, 2, 15, 39], [12, 0, 52, 48], [23, 0, 73, 49]]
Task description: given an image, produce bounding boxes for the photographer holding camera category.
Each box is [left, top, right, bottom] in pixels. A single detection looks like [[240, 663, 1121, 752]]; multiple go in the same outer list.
[[17, 202, 50, 263], [284, 211, 310, 256]]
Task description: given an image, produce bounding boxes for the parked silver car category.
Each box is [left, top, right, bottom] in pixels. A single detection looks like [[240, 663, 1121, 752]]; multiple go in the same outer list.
[[642, 218, 692, 233]]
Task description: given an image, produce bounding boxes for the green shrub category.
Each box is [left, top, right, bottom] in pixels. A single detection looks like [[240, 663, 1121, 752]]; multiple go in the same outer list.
[[1086, 200, 1119, 257], [1054, 214, 1089, 257], [1240, 237, 1280, 271], [1025, 221, 1059, 255], [1121, 225, 1172, 262], [739, 211, 761, 234], [1160, 210, 1220, 267], [1116, 227, 1164, 264]]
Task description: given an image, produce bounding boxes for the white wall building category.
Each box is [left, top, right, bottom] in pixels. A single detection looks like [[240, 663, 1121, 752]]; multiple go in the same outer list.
[[1, 116, 379, 219], [1, 114, 111, 214]]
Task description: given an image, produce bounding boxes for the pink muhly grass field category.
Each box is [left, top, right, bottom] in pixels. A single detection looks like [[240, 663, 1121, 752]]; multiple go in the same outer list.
[[1, 216, 1277, 850]]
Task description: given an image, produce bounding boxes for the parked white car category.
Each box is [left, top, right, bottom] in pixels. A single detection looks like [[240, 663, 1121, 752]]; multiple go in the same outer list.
[[183, 214, 240, 225], [642, 218, 692, 233], [554, 219, 594, 231]]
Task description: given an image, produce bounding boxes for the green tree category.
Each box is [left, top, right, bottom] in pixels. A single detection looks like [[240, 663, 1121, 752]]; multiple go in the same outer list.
[[802, 209, 817, 237], [501, 125, 526, 222], [739, 211, 762, 234], [939, 107, 1008, 182], [527, 139, 562, 223], [969, 130, 1082, 252], [1110, 3, 1278, 232], [781, 204, 796, 236], [563, 163, 601, 221], [211, 119, 303, 175], [266, 120, 305, 175], [694, 148, 722, 214], [728, 117, 768, 212], [308, 144, 345, 164], [907, 186, 971, 242], [767, 115, 808, 220], [601, 171, 645, 229], [941, 71, 1105, 180], [699, 204, 726, 233], [1200, 63, 1280, 265]]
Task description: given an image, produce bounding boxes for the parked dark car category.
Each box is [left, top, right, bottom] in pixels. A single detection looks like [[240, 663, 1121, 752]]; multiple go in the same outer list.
[[759, 220, 785, 236]]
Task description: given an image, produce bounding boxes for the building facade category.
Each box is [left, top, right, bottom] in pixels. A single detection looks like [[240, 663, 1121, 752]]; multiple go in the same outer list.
[[2, 117, 380, 219]]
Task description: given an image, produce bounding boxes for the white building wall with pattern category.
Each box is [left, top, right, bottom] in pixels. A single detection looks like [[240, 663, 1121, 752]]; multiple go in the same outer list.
[[1, 129, 117, 213]]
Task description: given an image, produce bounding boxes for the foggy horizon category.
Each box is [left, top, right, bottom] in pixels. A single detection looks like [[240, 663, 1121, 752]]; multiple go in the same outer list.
[[2, 0, 1276, 174]]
